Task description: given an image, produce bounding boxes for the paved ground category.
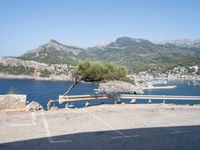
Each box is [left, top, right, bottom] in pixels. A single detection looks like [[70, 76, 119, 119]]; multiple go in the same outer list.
[[1, 104, 200, 150]]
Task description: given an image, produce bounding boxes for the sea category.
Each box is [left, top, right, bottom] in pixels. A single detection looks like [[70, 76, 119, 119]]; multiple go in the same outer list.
[[0, 79, 200, 109]]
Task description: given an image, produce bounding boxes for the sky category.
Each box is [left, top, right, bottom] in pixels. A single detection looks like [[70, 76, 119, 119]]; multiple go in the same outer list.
[[0, 0, 200, 58]]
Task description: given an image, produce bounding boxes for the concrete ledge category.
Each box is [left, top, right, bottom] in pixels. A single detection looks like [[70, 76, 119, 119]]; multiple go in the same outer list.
[[0, 94, 27, 110]]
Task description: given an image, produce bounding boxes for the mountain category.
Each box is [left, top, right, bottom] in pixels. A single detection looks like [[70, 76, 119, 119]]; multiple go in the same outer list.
[[87, 37, 200, 72], [18, 37, 200, 73], [155, 39, 200, 48], [20, 39, 87, 65]]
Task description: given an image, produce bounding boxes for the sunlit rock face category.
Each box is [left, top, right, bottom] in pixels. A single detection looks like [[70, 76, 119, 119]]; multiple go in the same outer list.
[[98, 81, 144, 94]]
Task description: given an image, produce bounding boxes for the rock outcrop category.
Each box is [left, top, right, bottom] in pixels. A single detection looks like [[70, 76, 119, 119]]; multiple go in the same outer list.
[[98, 81, 144, 94], [2, 56, 50, 71], [26, 101, 43, 112], [2, 56, 71, 72], [27, 39, 83, 56], [1, 56, 73, 80]]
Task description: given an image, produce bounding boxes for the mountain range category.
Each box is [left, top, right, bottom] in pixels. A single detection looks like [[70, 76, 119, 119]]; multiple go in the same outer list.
[[154, 39, 200, 48], [19, 37, 200, 73]]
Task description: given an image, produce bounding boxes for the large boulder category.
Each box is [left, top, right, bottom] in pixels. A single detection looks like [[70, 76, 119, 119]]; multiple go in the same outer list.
[[98, 81, 144, 94], [26, 101, 43, 112]]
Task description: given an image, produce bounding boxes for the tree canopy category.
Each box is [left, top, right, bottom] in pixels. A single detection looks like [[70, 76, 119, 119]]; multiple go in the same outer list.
[[76, 61, 128, 82]]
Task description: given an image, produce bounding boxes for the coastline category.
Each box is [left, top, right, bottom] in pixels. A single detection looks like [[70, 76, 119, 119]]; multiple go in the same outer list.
[[0, 73, 72, 81], [131, 73, 200, 82], [1, 73, 200, 82]]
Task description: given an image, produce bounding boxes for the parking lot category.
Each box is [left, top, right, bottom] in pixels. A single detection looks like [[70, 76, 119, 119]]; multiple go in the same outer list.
[[1, 104, 200, 150]]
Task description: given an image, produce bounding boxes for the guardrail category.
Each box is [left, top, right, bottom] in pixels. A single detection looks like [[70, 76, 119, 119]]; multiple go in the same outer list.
[[59, 95, 112, 103], [120, 94, 200, 100], [46, 94, 200, 110]]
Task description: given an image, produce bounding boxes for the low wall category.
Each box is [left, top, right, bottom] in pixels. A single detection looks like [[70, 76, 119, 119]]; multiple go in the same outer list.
[[0, 94, 27, 110]]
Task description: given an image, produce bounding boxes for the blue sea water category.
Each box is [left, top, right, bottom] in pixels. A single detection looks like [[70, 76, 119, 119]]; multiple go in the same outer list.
[[0, 79, 98, 109], [144, 80, 200, 105], [0, 79, 200, 109]]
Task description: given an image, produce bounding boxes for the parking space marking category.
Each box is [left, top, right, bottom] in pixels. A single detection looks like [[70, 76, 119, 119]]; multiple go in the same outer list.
[[82, 108, 140, 140], [111, 134, 140, 140], [165, 126, 191, 135], [82, 109, 123, 136], [10, 112, 37, 126], [40, 111, 72, 143], [170, 130, 191, 134]]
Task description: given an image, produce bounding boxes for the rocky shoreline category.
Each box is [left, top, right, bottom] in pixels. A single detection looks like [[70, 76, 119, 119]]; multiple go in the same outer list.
[[0, 73, 72, 81], [1, 72, 200, 82], [98, 80, 144, 94]]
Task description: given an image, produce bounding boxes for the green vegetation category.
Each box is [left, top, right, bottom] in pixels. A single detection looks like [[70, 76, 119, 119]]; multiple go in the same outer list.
[[87, 37, 200, 73], [12, 37, 200, 74], [76, 61, 128, 82], [128, 55, 200, 73], [39, 69, 52, 77], [20, 48, 78, 65], [0, 63, 35, 75]]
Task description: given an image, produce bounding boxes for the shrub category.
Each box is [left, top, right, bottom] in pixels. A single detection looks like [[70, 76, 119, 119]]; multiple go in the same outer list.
[[0, 63, 35, 75], [39, 69, 52, 77]]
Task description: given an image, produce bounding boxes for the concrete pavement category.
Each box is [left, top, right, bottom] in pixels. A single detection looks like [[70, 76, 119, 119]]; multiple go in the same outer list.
[[1, 104, 200, 150]]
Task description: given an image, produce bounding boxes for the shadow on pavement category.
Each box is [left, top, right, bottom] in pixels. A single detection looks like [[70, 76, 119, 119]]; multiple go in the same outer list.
[[1, 125, 200, 150]]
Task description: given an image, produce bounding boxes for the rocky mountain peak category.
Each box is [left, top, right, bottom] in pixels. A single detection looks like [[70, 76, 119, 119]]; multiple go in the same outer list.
[[106, 37, 153, 48], [48, 39, 61, 45], [115, 37, 144, 44], [44, 39, 67, 50], [23, 39, 85, 57], [154, 39, 200, 48]]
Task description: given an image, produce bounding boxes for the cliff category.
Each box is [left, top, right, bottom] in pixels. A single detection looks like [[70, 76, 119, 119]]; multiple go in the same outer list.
[[0, 56, 74, 81]]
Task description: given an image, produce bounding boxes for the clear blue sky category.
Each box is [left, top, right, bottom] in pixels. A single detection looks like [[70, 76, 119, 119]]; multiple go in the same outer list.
[[0, 0, 200, 58]]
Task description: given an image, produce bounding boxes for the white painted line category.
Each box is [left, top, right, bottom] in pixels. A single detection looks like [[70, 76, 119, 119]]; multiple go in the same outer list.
[[50, 140, 72, 143], [170, 131, 191, 134], [10, 123, 37, 126], [40, 111, 72, 143], [111, 135, 140, 140], [165, 127, 191, 135], [10, 112, 37, 126], [82, 109, 141, 140], [31, 112, 36, 124], [82, 109, 123, 136]]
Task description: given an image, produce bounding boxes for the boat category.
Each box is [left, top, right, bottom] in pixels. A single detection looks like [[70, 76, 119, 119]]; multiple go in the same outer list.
[[145, 80, 168, 85], [145, 85, 177, 90]]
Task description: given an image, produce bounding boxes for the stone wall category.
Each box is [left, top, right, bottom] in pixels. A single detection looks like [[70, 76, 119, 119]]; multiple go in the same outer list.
[[0, 94, 27, 110]]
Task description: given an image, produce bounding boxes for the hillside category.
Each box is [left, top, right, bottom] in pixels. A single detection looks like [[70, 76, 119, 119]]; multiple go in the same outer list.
[[0, 56, 73, 80], [87, 37, 200, 72], [20, 39, 87, 65], [13, 37, 200, 74], [155, 39, 200, 48]]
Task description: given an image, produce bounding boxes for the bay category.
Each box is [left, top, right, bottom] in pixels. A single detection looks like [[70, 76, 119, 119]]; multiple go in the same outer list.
[[0, 79, 200, 109]]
